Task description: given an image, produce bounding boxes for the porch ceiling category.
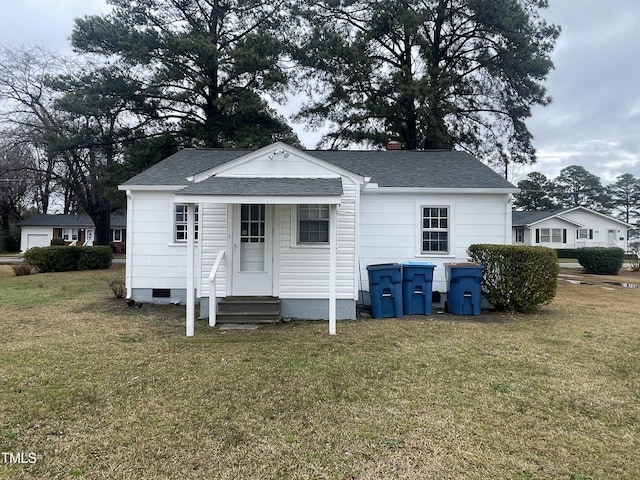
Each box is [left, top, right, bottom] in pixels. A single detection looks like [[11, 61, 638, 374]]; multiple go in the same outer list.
[[174, 176, 343, 204]]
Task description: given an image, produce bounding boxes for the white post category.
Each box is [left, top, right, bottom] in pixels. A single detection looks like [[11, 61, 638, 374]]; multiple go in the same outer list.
[[186, 203, 195, 337], [125, 192, 133, 299], [329, 204, 337, 335]]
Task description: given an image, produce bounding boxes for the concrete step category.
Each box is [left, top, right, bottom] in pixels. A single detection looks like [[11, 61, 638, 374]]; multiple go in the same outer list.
[[217, 296, 281, 324]]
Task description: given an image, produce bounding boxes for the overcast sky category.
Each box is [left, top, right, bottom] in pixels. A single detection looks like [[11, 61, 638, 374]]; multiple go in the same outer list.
[[1, 0, 639, 186]]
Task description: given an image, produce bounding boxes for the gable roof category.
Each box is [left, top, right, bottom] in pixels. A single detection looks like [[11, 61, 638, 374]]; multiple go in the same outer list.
[[513, 207, 632, 228], [120, 146, 516, 191], [18, 214, 126, 228], [512, 209, 573, 226]]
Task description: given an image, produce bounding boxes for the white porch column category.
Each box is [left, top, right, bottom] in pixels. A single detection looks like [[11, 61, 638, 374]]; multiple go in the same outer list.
[[329, 203, 337, 335], [186, 203, 196, 337]]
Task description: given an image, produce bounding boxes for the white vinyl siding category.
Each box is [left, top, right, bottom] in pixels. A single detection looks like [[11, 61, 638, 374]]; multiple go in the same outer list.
[[127, 191, 201, 291], [278, 182, 357, 299], [359, 192, 511, 292], [199, 203, 228, 298]]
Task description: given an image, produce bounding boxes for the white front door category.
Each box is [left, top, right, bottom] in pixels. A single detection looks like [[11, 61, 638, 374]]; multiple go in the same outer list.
[[607, 229, 616, 247], [232, 204, 273, 296], [85, 229, 95, 246]]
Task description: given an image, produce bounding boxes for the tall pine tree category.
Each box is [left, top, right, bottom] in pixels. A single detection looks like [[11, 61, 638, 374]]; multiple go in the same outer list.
[[292, 0, 559, 168]]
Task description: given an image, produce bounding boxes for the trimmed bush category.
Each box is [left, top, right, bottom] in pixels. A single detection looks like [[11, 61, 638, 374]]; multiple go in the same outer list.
[[555, 248, 580, 259], [23, 246, 112, 273], [467, 244, 559, 313], [78, 246, 113, 270], [50, 237, 67, 246], [575, 247, 624, 275]]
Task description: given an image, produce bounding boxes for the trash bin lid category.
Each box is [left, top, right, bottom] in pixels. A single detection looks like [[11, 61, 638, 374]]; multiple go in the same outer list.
[[401, 261, 435, 267], [366, 263, 401, 271]]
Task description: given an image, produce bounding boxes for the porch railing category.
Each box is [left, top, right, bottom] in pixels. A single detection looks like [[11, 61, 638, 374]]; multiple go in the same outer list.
[[208, 250, 225, 327]]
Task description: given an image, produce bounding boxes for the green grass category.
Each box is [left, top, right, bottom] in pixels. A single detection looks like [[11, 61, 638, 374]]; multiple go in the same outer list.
[[1, 267, 639, 479]]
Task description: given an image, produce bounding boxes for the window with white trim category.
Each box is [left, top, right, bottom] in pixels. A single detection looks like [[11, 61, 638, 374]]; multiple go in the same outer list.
[[515, 228, 525, 243], [421, 207, 448, 253], [298, 204, 329, 244], [62, 228, 79, 242], [175, 204, 198, 243], [540, 228, 561, 243], [577, 228, 593, 240], [112, 228, 123, 243]]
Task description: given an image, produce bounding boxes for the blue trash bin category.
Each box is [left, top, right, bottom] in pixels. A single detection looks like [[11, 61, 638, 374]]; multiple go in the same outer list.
[[401, 262, 435, 315], [445, 263, 484, 315], [367, 264, 403, 318]]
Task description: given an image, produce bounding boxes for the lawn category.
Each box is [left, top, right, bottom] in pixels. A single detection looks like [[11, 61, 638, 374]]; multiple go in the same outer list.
[[1, 266, 639, 479]]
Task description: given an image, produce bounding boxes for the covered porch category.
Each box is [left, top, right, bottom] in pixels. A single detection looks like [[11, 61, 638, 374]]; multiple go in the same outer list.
[[175, 176, 346, 337]]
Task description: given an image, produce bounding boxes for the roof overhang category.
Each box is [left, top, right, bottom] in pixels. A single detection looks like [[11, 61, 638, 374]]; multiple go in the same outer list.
[[362, 186, 520, 195], [173, 176, 343, 205], [118, 185, 186, 192]]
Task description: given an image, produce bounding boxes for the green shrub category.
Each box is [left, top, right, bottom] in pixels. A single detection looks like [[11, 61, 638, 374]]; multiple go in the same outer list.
[[555, 248, 580, 259], [78, 246, 113, 270], [23, 246, 112, 273], [575, 247, 624, 275], [467, 244, 559, 313], [50, 237, 67, 246]]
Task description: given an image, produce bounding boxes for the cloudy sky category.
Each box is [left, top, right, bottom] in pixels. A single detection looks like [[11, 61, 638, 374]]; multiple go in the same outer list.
[[1, 0, 639, 185]]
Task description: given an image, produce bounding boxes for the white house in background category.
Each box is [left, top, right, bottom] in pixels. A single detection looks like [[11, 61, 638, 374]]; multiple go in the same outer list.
[[18, 214, 126, 252], [512, 207, 631, 250], [118, 142, 518, 336]]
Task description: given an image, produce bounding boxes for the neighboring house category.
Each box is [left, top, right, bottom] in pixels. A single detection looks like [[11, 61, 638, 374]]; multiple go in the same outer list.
[[18, 214, 126, 252], [119, 142, 517, 335], [512, 207, 631, 250]]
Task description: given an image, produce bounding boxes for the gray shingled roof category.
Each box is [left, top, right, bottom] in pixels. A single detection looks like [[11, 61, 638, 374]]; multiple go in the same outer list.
[[179, 177, 343, 196], [121, 147, 516, 190], [121, 149, 249, 186], [512, 209, 572, 226], [18, 214, 126, 228]]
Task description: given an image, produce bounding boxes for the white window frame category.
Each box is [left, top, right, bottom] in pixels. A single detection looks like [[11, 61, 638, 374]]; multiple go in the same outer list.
[[62, 228, 79, 242], [290, 204, 330, 248], [577, 228, 589, 239], [292, 203, 331, 247], [174, 204, 199, 244], [539, 228, 562, 243], [112, 228, 123, 243], [420, 205, 449, 254]]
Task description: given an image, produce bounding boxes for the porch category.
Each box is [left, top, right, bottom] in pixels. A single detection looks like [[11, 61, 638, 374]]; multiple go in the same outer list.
[[176, 178, 351, 337]]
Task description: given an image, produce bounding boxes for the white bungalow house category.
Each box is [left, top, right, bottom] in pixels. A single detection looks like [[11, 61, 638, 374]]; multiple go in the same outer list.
[[118, 142, 518, 336], [512, 207, 631, 250]]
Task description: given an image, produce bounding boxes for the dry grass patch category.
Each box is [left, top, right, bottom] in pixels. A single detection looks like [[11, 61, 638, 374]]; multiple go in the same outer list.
[[1, 267, 639, 479]]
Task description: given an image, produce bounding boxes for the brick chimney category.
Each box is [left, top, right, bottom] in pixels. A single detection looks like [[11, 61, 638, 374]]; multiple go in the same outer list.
[[386, 140, 402, 150]]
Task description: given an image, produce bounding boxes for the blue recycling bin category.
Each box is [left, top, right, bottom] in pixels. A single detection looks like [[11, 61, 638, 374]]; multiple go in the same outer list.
[[367, 264, 403, 318], [401, 262, 435, 315], [445, 263, 484, 316]]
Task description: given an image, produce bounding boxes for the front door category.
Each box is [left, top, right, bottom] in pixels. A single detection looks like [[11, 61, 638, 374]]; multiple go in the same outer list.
[[232, 204, 273, 296], [607, 229, 616, 247]]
